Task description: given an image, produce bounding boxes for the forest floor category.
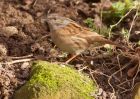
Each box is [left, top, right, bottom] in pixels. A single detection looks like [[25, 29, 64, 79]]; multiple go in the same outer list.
[[0, 0, 139, 99]]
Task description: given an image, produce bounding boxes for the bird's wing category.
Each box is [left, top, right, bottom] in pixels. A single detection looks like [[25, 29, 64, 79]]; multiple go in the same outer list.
[[59, 22, 116, 45], [66, 22, 104, 37], [69, 23, 117, 45]]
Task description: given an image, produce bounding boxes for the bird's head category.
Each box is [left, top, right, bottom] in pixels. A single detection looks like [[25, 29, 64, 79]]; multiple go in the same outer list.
[[46, 14, 73, 30]]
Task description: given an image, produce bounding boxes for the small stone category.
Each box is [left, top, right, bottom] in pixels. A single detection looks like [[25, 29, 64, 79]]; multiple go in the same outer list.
[[0, 43, 7, 56], [36, 12, 43, 17], [90, 61, 94, 65], [1, 26, 18, 38], [5, 80, 10, 86], [21, 62, 29, 70], [0, 64, 3, 69], [97, 88, 103, 96], [23, 0, 33, 5]]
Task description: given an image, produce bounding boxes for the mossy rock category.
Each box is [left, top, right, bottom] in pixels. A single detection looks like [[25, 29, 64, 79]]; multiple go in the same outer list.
[[133, 82, 140, 99], [14, 61, 97, 99]]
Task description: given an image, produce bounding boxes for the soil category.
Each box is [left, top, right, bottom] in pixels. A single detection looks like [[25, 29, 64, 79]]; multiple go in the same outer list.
[[0, 0, 139, 99]]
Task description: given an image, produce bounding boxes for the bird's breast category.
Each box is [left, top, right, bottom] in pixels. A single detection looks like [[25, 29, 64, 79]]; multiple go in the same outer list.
[[51, 30, 88, 54]]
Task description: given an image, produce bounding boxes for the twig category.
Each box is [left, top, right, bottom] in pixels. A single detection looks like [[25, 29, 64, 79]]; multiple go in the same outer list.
[[121, 88, 131, 94], [116, 85, 128, 91], [132, 56, 140, 87], [0, 58, 34, 65], [9, 54, 33, 59], [78, 66, 88, 72], [109, 7, 135, 39], [35, 34, 50, 43], [117, 79, 132, 86], [100, 0, 103, 23], [91, 70, 110, 78], [108, 59, 134, 94], [32, 0, 38, 7], [116, 79, 132, 91], [89, 69, 99, 89], [121, 56, 140, 94], [117, 54, 123, 77], [127, 5, 139, 42]]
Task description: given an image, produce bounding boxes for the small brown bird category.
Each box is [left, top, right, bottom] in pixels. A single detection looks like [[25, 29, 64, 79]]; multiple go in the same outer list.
[[47, 14, 117, 63]]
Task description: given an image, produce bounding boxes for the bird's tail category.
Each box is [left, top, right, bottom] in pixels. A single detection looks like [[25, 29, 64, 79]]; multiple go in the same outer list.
[[88, 36, 117, 45]]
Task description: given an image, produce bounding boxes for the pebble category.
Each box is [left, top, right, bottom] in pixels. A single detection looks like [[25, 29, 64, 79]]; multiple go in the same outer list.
[[23, 0, 33, 5], [0, 43, 7, 56], [21, 62, 30, 70], [0, 26, 18, 38]]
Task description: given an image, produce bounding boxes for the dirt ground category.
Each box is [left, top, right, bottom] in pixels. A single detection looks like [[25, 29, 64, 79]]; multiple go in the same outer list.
[[0, 0, 139, 99]]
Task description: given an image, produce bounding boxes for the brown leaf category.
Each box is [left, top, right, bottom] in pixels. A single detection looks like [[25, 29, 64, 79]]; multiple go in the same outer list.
[[127, 65, 138, 77]]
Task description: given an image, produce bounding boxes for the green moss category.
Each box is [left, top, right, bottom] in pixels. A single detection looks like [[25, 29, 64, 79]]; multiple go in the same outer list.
[[14, 61, 97, 99]]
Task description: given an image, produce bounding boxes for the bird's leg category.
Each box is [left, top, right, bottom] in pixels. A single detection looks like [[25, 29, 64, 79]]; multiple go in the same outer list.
[[65, 54, 79, 64]]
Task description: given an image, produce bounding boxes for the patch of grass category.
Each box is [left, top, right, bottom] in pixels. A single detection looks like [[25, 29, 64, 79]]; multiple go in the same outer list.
[[102, 0, 134, 24], [84, 18, 110, 37], [83, 18, 95, 31]]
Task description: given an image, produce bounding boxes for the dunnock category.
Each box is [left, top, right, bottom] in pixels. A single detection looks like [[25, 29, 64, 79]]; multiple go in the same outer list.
[[47, 14, 117, 63]]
